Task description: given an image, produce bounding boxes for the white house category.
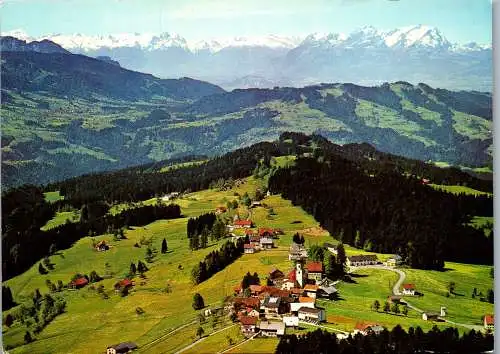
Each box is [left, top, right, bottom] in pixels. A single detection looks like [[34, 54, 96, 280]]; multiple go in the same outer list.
[[259, 321, 285, 337], [290, 302, 314, 313], [297, 307, 326, 323], [106, 342, 137, 354], [402, 283, 416, 295], [346, 255, 378, 268], [282, 316, 299, 328]]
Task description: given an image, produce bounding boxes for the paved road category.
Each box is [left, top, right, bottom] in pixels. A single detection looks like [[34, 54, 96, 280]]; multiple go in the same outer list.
[[349, 264, 406, 296], [299, 320, 350, 336]]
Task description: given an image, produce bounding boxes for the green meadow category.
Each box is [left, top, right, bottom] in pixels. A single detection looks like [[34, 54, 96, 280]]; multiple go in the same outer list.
[[3, 177, 494, 353]]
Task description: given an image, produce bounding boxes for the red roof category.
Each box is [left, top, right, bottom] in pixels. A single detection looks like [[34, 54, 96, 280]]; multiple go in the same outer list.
[[245, 229, 255, 236], [234, 297, 260, 308], [240, 315, 258, 325], [304, 284, 319, 291], [250, 285, 262, 293], [119, 279, 133, 287], [244, 244, 255, 249], [287, 269, 297, 282], [299, 296, 315, 303], [403, 283, 416, 290], [235, 220, 252, 226], [291, 288, 303, 295], [258, 228, 274, 237], [355, 322, 378, 331], [484, 315, 494, 325], [306, 261, 323, 273]]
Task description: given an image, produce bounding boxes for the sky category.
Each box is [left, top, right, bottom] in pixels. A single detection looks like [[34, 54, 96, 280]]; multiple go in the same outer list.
[[0, 0, 493, 44]]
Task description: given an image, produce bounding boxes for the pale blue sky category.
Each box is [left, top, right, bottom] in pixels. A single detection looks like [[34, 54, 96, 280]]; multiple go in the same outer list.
[[0, 0, 492, 43]]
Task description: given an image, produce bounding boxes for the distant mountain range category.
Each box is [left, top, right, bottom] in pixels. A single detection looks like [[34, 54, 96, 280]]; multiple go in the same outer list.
[[1, 42, 492, 188], [3, 25, 492, 91]]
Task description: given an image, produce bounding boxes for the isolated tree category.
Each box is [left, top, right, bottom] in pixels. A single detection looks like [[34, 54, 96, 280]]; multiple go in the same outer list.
[[89, 270, 101, 283], [24, 331, 33, 344], [161, 238, 168, 254], [145, 247, 153, 263], [2, 285, 16, 310], [192, 293, 205, 310], [4, 313, 14, 327], [487, 289, 494, 304], [38, 263, 48, 275], [130, 262, 137, 275], [137, 260, 148, 274], [49, 243, 57, 255], [472, 287, 478, 298], [57, 280, 64, 292], [391, 302, 400, 314], [383, 301, 390, 313], [447, 282, 456, 294], [402, 305, 409, 316], [372, 300, 380, 312]]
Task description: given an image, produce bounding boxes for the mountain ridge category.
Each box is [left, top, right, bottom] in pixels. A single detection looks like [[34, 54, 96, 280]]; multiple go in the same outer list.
[[2, 26, 492, 92]]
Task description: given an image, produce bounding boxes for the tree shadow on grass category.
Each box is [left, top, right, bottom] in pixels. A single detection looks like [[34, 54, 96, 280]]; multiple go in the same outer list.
[[350, 273, 369, 278], [441, 267, 454, 272]]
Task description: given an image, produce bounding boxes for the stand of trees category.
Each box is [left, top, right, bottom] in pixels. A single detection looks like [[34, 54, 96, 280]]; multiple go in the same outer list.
[[269, 156, 493, 270], [275, 326, 493, 354], [191, 239, 245, 284]]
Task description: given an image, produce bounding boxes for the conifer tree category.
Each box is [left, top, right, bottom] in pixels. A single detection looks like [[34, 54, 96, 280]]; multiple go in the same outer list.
[[161, 238, 168, 254]]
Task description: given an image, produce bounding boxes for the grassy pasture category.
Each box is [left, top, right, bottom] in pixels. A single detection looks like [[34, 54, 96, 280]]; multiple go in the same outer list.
[[429, 184, 492, 196]]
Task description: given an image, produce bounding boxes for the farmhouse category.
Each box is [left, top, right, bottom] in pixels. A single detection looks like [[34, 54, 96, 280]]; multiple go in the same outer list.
[[239, 315, 258, 335], [385, 255, 402, 267], [258, 228, 274, 237], [282, 316, 299, 328], [251, 201, 262, 208], [298, 307, 326, 323], [269, 268, 285, 281], [233, 297, 261, 311], [215, 206, 227, 214], [303, 284, 319, 298], [306, 262, 323, 283], [354, 323, 385, 336], [289, 243, 308, 261], [402, 283, 416, 295], [290, 301, 314, 313], [249, 285, 263, 295], [346, 255, 378, 268], [69, 277, 88, 289], [422, 312, 441, 321], [114, 279, 133, 292], [259, 321, 285, 337], [106, 342, 138, 354], [262, 296, 281, 316], [244, 244, 256, 254], [162, 192, 179, 201], [260, 237, 274, 249], [484, 314, 494, 331], [233, 220, 253, 228], [317, 285, 338, 299]]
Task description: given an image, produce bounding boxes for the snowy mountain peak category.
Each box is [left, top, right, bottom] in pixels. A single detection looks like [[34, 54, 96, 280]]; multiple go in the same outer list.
[[384, 25, 450, 49]]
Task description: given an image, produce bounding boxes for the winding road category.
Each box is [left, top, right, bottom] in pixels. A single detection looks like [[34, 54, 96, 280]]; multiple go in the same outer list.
[[349, 264, 484, 331]]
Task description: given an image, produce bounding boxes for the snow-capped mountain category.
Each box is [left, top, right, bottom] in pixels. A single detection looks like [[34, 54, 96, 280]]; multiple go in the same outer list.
[[1, 25, 491, 91]]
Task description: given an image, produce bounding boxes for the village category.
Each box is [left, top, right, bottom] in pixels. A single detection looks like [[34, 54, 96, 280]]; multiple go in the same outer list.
[[218, 210, 495, 341]]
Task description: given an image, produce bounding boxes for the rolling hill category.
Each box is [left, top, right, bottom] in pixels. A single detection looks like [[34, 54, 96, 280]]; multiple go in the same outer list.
[[1, 39, 492, 189]]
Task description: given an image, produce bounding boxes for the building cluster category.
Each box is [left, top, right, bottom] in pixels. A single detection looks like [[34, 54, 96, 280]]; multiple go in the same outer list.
[[232, 242, 338, 337], [236, 224, 283, 253]]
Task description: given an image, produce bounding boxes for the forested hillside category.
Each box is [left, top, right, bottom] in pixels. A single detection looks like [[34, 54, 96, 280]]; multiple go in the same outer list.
[[268, 135, 493, 270], [2, 133, 493, 280], [1, 47, 492, 189]]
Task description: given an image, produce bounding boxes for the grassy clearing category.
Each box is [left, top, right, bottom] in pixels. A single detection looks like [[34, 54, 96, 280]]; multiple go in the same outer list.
[[3, 176, 494, 353], [44, 191, 64, 203], [40, 211, 80, 231], [403, 263, 494, 325]]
